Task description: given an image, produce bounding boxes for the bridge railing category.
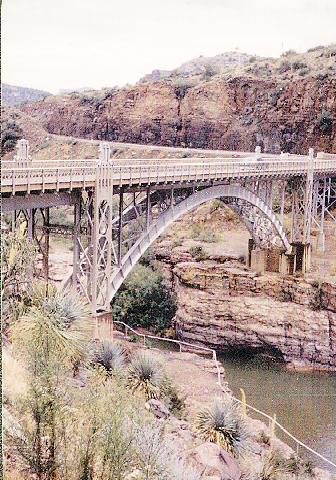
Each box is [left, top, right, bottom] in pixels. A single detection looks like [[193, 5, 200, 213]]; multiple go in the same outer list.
[[2, 158, 336, 194]]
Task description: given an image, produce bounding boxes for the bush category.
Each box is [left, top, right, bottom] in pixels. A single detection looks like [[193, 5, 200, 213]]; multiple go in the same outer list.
[[292, 60, 307, 70], [202, 64, 218, 81], [189, 245, 207, 261], [93, 340, 126, 373], [191, 224, 218, 243], [317, 110, 333, 134], [128, 351, 164, 400], [298, 66, 310, 76], [112, 264, 177, 333], [174, 80, 193, 99], [1, 120, 23, 153], [278, 60, 291, 74], [195, 396, 251, 456]]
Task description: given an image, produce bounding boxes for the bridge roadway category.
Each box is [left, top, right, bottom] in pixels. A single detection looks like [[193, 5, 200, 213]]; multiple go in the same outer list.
[[2, 141, 336, 313], [2, 152, 336, 195]]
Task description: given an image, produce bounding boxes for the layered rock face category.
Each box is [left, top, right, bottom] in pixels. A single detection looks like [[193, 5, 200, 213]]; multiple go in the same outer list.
[[156, 251, 336, 369], [20, 76, 336, 154]]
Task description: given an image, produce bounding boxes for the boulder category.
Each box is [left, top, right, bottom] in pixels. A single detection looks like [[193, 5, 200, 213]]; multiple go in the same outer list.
[[186, 442, 241, 480]]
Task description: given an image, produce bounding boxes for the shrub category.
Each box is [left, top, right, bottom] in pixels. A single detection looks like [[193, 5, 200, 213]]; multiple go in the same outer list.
[[161, 377, 186, 418], [2, 228, 37, 329], [281, 49, 297, 57], [1, 119, 23, 153], [202, 64, 218, 81], [189, 245, 207, 261], [259, 450, 286, 479], [195, 396, 251, 456], [172, 238, 183, 248], [278, 60, 291, 74], [174, 80, 193, 99], [298, 66, 310, 76], [292, 60, 307, 70], [93, 340, 126, 373], [112, 264, 177, 333], [128, 351, 164, 400], [317, 110, 333, 134]]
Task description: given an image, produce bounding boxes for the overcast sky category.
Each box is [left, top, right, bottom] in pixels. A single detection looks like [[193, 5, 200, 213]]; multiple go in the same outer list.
[[2, 0, 336, 93]]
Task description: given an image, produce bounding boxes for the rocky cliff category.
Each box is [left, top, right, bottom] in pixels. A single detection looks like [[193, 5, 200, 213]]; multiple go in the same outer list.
[[19, 76, 336, 154], [154, 248, 336, 370]]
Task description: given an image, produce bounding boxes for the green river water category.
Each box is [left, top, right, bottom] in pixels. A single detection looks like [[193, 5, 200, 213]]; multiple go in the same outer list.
[[219, 352, 336, 472]]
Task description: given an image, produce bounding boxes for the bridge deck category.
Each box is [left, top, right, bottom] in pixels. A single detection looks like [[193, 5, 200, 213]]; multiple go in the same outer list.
[[2, 155, 336, 195]]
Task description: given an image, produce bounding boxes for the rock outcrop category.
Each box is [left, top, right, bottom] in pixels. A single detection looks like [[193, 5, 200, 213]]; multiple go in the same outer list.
[[155, 250, 336, 369], [20, 76, 336, 154]]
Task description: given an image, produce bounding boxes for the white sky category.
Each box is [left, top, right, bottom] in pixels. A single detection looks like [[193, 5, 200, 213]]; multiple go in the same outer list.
[[2, 0, 336, 93]]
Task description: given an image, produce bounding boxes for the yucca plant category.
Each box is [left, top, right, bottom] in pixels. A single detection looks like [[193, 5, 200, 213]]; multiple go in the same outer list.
[[128, 351, 163, 400], [195, 396, 251, 456], [94, 340, 126, 373], [11, 282, 93, 371]]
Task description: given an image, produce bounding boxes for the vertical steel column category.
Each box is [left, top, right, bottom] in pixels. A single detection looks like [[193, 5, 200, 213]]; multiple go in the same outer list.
[[118, 189, 124, 265], [91, 143, 114, 313], [72, 192, 81, 286], [146, 188, 151, 229], [279, 181, 286, 225], [303, 149, 314, 244]]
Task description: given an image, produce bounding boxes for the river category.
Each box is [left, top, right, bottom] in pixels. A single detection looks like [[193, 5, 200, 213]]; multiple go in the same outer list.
[[220, 351, 336, 471]]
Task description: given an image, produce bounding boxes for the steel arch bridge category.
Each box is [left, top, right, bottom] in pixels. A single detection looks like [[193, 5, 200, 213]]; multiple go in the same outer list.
[[2, 139, 336, 315]]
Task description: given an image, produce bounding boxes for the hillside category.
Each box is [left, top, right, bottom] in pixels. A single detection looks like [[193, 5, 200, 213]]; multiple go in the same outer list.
[[139, 51, 266, 83], [140, 44, 336, 84], [2, 83, 51, 106], [18, 75, 336, 154], [4, 44, 336, 155]]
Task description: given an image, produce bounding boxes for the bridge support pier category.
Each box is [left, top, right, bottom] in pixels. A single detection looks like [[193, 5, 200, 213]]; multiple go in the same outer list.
[[94, 311, 113, 340], [279, 243, 311, 275]]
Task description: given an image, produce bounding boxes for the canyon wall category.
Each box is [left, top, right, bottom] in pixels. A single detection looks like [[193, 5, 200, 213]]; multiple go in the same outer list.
[[155, 249, 336, 370], [20, 76, 336, 154]]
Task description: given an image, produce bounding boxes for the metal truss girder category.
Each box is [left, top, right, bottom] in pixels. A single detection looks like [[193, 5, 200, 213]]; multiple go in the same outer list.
[[2, 191, 78, 213], [108, 183, 291, 300]]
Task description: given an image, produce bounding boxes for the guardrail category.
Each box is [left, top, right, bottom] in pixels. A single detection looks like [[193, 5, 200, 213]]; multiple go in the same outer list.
[[2, 158, 336, 195], [114, 320, 336, 471]]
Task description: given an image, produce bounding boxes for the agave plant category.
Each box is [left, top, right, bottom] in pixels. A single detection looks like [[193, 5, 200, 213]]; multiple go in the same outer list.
[[195, 395, 251, 456], [128, 351, 163, 400], [94, 340, 126, 373]]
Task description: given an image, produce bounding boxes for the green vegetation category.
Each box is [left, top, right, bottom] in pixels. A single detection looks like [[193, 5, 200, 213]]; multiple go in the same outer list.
[[259, 450, 316, 479], [1, 226, 37, 329], [190, 223, 218, 243], [128, 351, 164, 400], [317, 110, 333, 134], [1, 118, 23, 152], [93, 340, 126, 373], [188, 244, 208, 261], [195, 396, 251, 456], [5, 279, 189, 479], [202, 64, 218, 81], [112, 264, 177, 333]]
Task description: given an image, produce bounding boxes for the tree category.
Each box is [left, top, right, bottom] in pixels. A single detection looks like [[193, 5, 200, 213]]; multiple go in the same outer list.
[[7, 284, 92, 480], [1, 224, 37, 329], [112, 265, 177, 332]]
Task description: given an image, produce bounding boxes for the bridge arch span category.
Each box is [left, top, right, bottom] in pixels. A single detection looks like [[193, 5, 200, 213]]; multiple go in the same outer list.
[[108, 184, 290, 301]]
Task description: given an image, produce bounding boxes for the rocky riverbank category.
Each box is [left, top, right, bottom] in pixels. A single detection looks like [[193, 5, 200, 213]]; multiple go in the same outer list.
[[154, 243, 336, 370]]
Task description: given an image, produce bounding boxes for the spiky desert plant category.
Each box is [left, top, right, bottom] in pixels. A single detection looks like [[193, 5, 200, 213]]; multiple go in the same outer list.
[[259, 450, 286, 480], [195, 396, 251, 456], [128, 351, 163, 400], [94, 340, 126, 373], [12, 282, 93, 371]]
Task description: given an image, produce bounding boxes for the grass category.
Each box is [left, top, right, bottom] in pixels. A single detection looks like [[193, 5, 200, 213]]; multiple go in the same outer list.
[[3, 348, 27, 405]]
